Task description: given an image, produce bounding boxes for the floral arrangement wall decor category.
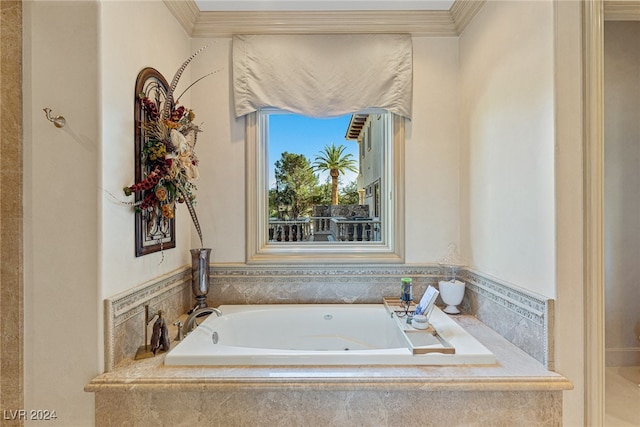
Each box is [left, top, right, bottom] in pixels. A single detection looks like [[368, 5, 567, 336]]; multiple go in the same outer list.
[[128, 67, 175, 255], [125, 47, 209, 256]]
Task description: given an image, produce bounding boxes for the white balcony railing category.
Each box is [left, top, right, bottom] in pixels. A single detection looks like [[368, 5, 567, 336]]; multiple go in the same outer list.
[[330, 217, 381, 242], [268, 218, 311, 242], [268, 217, 381, 242]]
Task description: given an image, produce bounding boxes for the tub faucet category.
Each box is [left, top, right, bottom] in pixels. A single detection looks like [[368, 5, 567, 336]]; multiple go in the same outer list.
[[184, 307, 222, 335]]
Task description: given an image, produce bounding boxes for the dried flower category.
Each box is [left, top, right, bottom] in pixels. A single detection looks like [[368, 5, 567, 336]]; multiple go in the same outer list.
[[161, 204, 174, 219], [155, 186, 168, 202]]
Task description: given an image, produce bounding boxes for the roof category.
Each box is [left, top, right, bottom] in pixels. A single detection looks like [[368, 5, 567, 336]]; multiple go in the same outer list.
[[345, 113, 369, 140]]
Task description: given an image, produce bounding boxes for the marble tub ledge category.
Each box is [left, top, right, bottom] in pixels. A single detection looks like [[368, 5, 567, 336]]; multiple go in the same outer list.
[[86, 315, 572, 393], [86, 315, 571, 427]]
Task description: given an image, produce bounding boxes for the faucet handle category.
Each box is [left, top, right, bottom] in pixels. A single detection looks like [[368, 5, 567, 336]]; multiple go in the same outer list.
[[173, 320, 184, 341]]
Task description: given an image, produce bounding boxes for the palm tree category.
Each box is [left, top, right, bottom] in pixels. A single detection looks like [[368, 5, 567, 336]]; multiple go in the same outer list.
[[312, 143, 358, 205]]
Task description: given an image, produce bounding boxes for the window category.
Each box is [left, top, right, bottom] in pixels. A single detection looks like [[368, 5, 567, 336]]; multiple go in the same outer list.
[[246, 109, 405, 263]]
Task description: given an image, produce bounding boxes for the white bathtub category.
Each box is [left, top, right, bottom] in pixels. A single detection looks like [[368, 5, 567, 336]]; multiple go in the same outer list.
[[165, 304, 495, 366]]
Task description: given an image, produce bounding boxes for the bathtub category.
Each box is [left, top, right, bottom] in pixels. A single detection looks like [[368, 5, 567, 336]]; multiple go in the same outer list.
[[165, 304, 495, 366]]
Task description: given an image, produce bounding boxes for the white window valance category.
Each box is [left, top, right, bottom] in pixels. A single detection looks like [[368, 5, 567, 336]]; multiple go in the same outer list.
[[232, 34, 413, 119]]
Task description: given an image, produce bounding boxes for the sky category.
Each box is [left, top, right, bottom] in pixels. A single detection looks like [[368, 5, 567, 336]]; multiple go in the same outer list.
[[267, 113, 359, 189]]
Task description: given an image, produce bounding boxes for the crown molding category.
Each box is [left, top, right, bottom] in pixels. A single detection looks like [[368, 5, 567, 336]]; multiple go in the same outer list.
[[194, 10, 456, 37], [165, 0, 482, 37], [163, 0, 200, 36], [604, 0, 640, 20], [450, 0, 485, 33]]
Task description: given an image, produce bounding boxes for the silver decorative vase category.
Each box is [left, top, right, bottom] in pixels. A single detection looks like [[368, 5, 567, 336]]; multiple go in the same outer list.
[[190, 248, 211, 309]]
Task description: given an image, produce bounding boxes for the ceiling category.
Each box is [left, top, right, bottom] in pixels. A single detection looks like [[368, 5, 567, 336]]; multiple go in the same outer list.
[[193, 0, 456, 12]]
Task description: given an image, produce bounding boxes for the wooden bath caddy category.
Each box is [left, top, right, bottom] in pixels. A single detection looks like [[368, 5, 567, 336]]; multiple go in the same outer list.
[[382, 297, 456, 355]]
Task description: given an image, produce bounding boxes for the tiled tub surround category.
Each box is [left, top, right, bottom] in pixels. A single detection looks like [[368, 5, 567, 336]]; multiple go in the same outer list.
[[208, 264, 553, 367], [105, 264, 554, 370], [94, 265, 566, 426], [461, 269, 554, 369], [105, 265, 441, 369], [93, 390, 562, 426], [104, 268, 192, 371]]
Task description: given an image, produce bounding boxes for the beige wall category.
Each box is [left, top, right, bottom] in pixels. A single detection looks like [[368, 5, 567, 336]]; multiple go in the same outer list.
[[23, 1, 190, 425], [23, 1, 99, 424], [604, 21, 640, 366], [458, 2, 587, 425], [406, 37, 460, 262], [459, 0, 556, 297], [100, 1, 193, 297]]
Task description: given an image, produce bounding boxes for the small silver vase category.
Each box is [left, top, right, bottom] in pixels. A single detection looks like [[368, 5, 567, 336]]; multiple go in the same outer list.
[[190, 248, 211, 309]]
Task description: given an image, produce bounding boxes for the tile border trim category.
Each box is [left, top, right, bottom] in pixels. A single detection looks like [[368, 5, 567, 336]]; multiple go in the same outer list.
[[104, 264, 554, 370], [465, 270, 549, 326], [104, 268, 190, 371], [464, 268, 554, 369], [211, 263, 443, 277]]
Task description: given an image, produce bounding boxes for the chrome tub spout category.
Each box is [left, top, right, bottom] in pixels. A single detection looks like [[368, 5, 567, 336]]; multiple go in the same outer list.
[[184, 307, 222, 335]]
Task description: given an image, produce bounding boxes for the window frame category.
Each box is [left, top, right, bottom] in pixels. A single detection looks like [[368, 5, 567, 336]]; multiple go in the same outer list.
[[245, 109, 405, 264]]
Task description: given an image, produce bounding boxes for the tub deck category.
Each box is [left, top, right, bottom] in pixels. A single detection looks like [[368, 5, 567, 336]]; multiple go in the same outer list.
[[86, 315, 571, 426], [85, 315, 572, 427], [87, 314, 569, 389]]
